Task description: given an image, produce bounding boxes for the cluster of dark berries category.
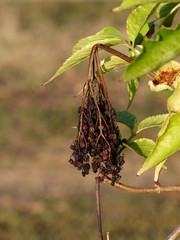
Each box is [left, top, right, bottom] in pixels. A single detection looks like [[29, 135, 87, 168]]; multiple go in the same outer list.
[[69, 78, 125, 185]]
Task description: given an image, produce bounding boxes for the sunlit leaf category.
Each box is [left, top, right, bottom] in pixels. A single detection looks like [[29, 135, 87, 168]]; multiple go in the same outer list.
[[44, 27, 125, 85], [167, 82, 180, 113], [113, 0, 180, 12], [127, 78, 140, 110], [127, 3, 157, 43], [137, 114, 168, 133], [127, 138, 155, 158], [116, 111, 137, 130], [100, 56, 127, 74], [124, 26, 180, 81], [134, 21, 155, 46], [136, 3, 179, 46], [137, 112, 180, 175]]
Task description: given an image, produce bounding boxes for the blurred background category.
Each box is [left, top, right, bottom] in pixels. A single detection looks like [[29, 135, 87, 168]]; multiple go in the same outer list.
[[0, 1, 179, 239]]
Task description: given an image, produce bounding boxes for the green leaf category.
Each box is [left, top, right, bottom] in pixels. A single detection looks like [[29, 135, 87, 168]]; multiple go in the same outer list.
[[113, 0, 180, 12], [44, 27, 125, 85], [163, 9, 178, 27], [124, 26, 180, 81], [116, 111, 137, 130], [127, 138, 155, 158], [137, 112, 180, 175], [99, 56, 128, 74], [127, 3, 157, 43], [127, 78, 140, 110], [167, 82, 180, 113], [156, 3, 180, 27], [134, 21, 155, 46], [156, 3, 178, 18], [136, 4, 179, 46], [137, 114, 169, 133], [72, 27, 123, 53]]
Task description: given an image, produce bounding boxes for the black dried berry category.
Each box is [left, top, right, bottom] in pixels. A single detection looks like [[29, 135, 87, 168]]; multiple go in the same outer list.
[[69, 159, 74, 164], [69, 52, 125, 185]]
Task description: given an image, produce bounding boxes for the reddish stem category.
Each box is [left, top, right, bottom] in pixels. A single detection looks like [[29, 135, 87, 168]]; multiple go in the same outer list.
[[103, 176, 180, 194], [96, 177, 103, 240], [95, 43, 156, 79]]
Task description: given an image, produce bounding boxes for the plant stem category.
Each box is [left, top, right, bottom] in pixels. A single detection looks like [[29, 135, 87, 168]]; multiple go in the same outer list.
[[95, 43, 156, 79], [95, 50, 110, 102], [97, 43, 132, 63], [96, 177, 103, 240], [166, 225, 180, 240], [103, 176, 180, 194]]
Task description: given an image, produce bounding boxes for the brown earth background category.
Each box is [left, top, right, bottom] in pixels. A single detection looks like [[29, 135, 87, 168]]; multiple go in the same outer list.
[[0, 2, 179, 240]]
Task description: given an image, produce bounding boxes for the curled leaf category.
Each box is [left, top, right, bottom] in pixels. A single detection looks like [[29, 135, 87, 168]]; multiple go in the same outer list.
[[148, 61, 180, 92]]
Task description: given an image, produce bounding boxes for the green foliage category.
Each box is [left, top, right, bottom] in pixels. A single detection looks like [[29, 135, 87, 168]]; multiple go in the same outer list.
[[138, 112, 180, 175], [99, 56, 127, 74], [127, 138, 155, 158], [126, 3, 157, 43], [113, 0, 180, 12], [134, 21, 155, 45], [156, 3, 178, 18], [127, 78, 140, 109], [167, 82, 180, 113], [156, 3, 179, 27], [116, 111, 137, 130], [137, 114, 169, 133], [44, 27, 125, 85], [152, 3, 180, 36], [124, 26, 180, 81]]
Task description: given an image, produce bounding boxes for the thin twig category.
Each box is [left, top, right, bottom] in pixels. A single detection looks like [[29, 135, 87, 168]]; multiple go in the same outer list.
[[166, 225, 180, 240], [88, 45, 98, 81], [103, 176, 180, 194], [95, 50, 110, 102], [79, 82, 89, 134], [97, 44, 132, 63], [95, 43, 156, 79], [96, 177, 103, 240]]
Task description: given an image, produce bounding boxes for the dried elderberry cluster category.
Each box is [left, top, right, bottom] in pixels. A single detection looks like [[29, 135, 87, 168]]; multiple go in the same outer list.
[[69, 78, 125, 185]]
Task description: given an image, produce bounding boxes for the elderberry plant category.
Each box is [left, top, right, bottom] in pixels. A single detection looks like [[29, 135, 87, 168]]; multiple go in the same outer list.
[[46, 0, 180, 185]]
